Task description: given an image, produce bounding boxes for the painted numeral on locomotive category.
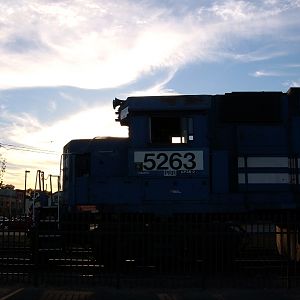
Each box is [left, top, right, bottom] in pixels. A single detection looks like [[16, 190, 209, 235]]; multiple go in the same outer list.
[[134, 151, 203, 171], [157, 153, 169, 170]]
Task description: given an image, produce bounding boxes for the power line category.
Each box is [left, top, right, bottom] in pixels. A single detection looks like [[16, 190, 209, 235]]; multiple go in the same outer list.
[[0, 142, 59, 155]]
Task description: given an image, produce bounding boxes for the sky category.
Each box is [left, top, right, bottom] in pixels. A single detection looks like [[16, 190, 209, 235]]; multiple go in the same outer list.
[[0, 0, 300, 190]]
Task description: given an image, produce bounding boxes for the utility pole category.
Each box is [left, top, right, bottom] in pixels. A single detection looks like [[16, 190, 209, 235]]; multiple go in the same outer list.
[[24, 170, 30, 215]]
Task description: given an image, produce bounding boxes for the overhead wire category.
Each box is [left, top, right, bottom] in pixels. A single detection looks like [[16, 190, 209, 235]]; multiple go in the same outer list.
[[0, 142, 59, 155]]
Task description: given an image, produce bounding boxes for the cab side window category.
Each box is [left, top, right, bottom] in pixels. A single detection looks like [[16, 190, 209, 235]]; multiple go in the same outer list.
[[150, 116, 193, 144], [75, 153, 90, 177]]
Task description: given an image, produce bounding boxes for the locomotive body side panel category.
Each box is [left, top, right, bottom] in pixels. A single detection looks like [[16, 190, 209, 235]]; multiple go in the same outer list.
[[63, 138, 132, 211], [62, 87, 300, 214]]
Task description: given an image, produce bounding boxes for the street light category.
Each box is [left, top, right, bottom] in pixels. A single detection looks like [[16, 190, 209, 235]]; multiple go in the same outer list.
[[24, 170, 30, 215]]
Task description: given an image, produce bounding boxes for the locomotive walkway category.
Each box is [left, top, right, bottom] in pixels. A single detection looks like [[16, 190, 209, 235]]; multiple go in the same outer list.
[[1, 286, 300, 300]]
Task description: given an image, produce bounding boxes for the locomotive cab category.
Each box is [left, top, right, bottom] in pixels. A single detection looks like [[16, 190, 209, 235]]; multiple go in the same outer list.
[[114, 95, 211, 213]]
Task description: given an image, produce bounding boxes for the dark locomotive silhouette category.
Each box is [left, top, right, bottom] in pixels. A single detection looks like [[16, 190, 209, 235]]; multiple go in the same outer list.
[[45, 87, 300, 269]]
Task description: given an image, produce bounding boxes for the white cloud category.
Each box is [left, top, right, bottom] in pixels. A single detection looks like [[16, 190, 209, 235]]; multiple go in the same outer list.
[[0, 103, 128, 188], [251, 70, 288, 77], [0, 0, 299, 89], [209, 1, 255, 21], [290, 81, 300, 87], [283, 79, 300, 88], [48, 100, 57, 112], [227, 49, 286, 62], [128, 68, 179, 96]]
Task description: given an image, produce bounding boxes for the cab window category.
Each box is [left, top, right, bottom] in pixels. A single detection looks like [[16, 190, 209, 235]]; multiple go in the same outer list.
[[75, 153, 90, 177], [150, 116, 193, 144]]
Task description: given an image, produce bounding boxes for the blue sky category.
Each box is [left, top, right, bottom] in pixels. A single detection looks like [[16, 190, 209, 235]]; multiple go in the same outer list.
[[0, 0, 300, 189]]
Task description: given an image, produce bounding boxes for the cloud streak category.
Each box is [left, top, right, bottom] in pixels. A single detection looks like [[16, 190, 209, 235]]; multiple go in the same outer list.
[[251, 70, 287, 77], [0, 101, 128, 188], [0, 0, 299, 89]]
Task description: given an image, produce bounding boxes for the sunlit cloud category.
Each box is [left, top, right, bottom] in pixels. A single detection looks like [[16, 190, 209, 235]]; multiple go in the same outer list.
[[290, 81, 300, 87], [0, 0, 299, 89], [283, 79, 300, 88], [251, 70, 286, 77], [0, 102, 128, 188], [128, 68, 179, 96], [227, 49, 286, 62]]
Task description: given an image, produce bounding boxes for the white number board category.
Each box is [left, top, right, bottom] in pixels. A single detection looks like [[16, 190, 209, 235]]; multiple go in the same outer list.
[[134, 151, 204, 171]]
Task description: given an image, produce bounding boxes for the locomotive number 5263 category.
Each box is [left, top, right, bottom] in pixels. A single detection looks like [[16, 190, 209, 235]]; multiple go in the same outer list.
[[134, 151, 204, 171]]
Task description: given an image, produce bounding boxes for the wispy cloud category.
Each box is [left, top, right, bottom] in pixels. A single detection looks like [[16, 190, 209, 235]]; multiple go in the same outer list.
[[47, 101, 57, 112], [128, 68, 179, 96], [290, 81, 300, 87], [250, 70, 287, 77], [227, 49, 286, 62], [0, 102, 128, 188], [0, 102, 127, 150], [284, 64, 300, 68], [0, 0, 299, 89], [283, 79, 300, 87]]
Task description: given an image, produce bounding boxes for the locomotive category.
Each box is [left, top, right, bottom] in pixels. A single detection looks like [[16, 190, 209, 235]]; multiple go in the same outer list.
[[60, 87, 300, 265], [63, 87, 300, 213]]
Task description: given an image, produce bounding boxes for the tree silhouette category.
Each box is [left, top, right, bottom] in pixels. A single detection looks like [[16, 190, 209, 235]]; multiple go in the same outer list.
[[0, 155, 6, 188]]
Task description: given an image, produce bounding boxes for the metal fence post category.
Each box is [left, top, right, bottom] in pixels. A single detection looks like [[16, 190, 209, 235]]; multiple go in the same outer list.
[[116, 212, 121, 289], [31, 224, 39, 286]]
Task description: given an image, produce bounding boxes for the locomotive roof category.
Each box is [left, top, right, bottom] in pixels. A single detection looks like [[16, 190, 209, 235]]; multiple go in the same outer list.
[[116, 89, 297, 113], [122, 94, 211, 111], [114, 88, 300, 124], [64, 137, 128, 153]]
